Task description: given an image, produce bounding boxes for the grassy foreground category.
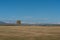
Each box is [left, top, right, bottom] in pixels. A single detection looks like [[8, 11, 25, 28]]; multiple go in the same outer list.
[[0, 26, 60, 40]]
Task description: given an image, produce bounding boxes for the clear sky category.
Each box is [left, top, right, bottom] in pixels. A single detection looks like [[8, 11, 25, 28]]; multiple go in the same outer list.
[[0, 0, 60, 24]]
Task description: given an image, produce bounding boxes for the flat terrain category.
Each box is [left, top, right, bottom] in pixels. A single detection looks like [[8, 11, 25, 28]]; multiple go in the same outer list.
[[0, 26, 60, 40]]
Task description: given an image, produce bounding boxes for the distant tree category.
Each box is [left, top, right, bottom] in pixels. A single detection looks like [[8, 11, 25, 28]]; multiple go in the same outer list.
[[16, 20, 21, 25]]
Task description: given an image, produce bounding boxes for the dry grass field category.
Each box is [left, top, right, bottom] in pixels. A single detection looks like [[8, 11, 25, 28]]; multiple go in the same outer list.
[[0, 26, 60, 40]]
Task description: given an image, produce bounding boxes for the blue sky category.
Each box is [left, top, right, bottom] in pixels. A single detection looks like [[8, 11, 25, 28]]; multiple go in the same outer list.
[[0, 0, 60, 24]]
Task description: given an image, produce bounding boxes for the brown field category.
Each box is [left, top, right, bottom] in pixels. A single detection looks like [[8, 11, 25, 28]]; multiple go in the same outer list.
[[0, 26, 60, 40]]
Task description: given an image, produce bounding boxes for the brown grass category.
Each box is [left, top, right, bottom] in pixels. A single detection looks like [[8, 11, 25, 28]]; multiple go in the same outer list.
[[0, 26, 60, 40]]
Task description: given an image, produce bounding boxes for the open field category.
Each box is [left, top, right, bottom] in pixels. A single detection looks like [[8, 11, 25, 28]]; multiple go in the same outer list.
[[0, 26, 60, 40]]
